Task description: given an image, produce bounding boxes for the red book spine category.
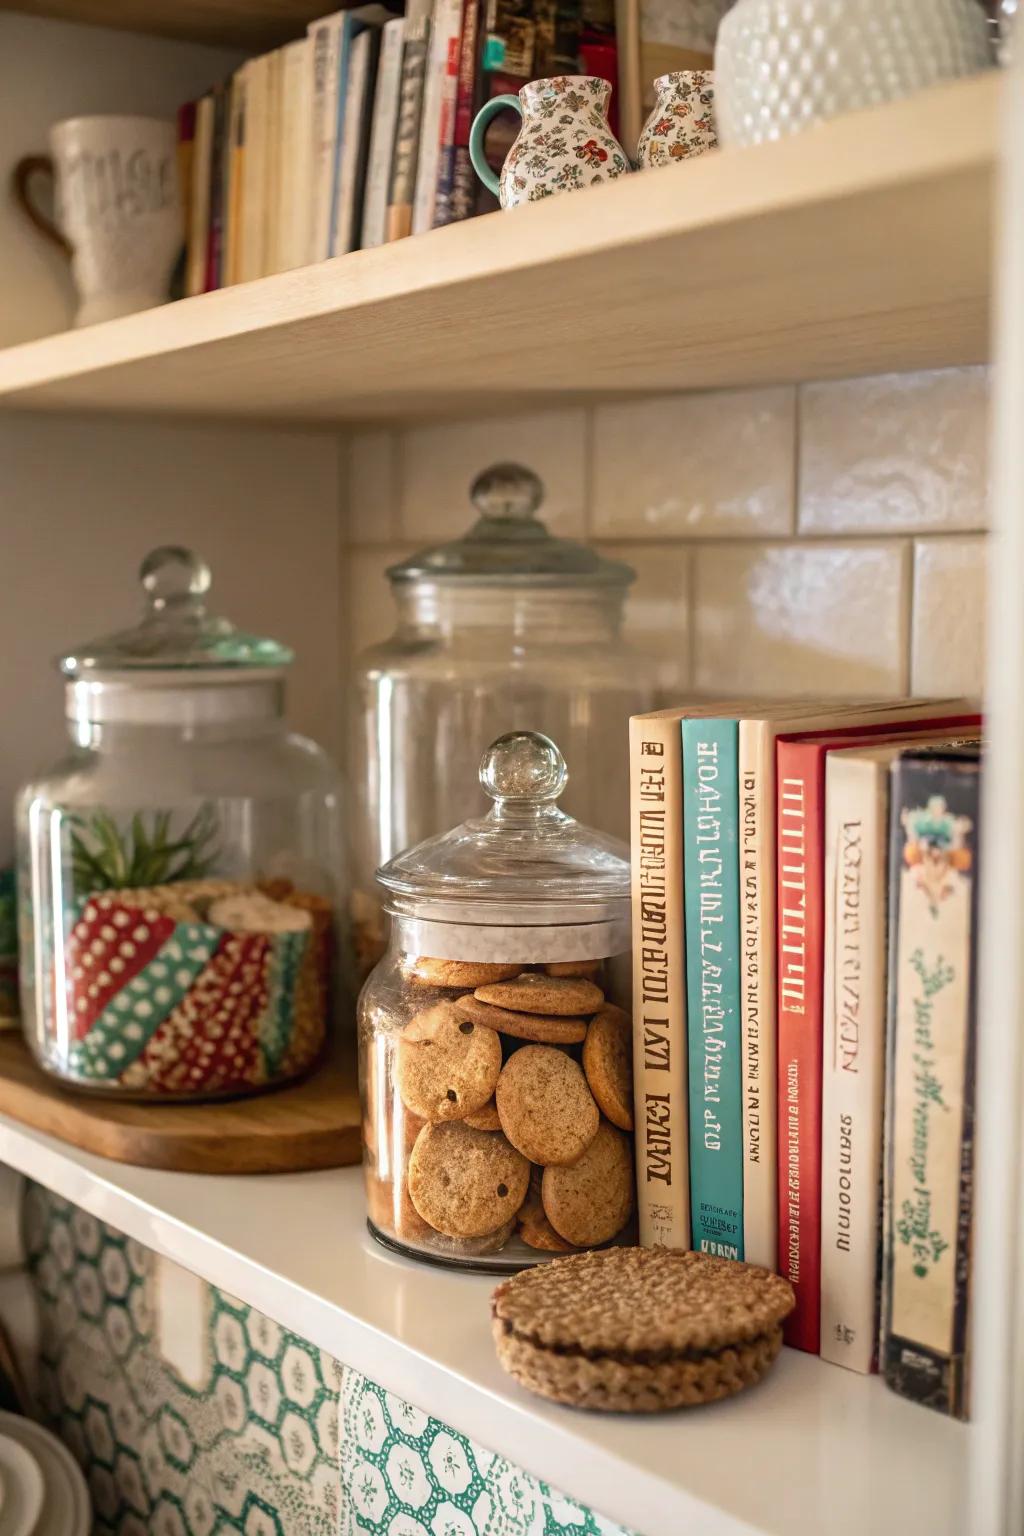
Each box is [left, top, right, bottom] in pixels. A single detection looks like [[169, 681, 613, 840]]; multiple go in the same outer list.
[[776, 740, 825, 1352]]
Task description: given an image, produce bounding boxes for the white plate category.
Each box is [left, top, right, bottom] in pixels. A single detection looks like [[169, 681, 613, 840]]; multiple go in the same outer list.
[[0, 1435, 44, 1536], [0, 1416, 89, 1536]]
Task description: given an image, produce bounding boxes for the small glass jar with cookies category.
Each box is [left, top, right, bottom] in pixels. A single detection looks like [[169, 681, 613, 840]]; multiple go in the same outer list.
[[359, 730, 635, 1269]]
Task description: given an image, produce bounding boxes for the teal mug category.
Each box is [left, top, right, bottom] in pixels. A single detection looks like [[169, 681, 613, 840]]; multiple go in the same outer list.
[[469, 75, 631, 209]]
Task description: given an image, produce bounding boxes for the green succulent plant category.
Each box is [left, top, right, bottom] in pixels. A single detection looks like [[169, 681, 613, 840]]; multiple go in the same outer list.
[[67, 805, 220, 894]]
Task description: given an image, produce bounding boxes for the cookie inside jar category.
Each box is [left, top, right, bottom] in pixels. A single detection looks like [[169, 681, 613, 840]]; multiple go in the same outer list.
[[358, 731, 636, 1271]]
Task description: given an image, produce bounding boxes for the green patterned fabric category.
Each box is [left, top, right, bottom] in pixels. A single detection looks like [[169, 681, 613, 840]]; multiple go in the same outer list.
[[23, 1183, 633, 1536]]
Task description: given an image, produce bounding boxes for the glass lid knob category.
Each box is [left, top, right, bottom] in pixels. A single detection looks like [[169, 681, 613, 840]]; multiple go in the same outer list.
[[480, 731, 568, 804], [470, 463, 544, 524], [140, 546, 211, 611]]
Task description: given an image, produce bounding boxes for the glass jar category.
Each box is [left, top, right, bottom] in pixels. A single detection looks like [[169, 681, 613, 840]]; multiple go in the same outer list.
[[17, 547, 348, 1100], [359, 730, 635, 1271], [351, 463, 658, 975]]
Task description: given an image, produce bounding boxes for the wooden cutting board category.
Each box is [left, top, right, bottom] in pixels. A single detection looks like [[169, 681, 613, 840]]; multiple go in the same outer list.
[[0, 1033, 362, 1174]]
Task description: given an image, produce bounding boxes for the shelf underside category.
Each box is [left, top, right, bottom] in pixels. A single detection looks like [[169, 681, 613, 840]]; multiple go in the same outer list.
[[6, 0, 358, 50], [0, 72, 998, 426]]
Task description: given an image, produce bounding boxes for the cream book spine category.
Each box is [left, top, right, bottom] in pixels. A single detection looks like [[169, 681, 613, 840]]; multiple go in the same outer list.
[[736, 720, 779, 1270], [361, 17, 405, 249], [239, 54, 269, 283], [412, 0, 461, 235], [630, 712, 690, 1250], [274, 38, 313, 273], [309, 11, 347, 262], [820, 748, 891, 1372]]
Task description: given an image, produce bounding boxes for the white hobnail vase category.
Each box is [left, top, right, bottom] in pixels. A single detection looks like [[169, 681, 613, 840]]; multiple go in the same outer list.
[[715, 0, 994, 148]]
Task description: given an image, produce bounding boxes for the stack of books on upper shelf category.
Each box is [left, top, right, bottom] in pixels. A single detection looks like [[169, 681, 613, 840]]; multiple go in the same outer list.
[[629, 699, 984, 1419], [177, 0, 618, 295]]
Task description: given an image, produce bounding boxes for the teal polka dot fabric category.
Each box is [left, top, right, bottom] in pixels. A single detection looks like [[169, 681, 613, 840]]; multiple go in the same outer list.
[[24, 1183, 634, 1536]]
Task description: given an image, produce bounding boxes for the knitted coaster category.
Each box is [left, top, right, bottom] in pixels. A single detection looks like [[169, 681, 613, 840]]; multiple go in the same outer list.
[[491, 1247, 795, 1413]]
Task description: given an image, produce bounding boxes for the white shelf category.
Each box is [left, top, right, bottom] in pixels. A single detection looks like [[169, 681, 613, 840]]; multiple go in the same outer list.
[[0, 1113, 969, 1536], [0, 74, 998, 427]]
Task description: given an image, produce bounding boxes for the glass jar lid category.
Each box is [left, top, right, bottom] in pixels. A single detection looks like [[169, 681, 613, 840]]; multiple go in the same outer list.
[[387, 464, 635, 588], [377, 731, 630, 925], [59, 547, 294, 677]]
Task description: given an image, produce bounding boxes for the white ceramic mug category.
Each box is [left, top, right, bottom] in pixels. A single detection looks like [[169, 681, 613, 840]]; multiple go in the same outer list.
[[715, 0, 994, 148], [13, 115, 182, 328]]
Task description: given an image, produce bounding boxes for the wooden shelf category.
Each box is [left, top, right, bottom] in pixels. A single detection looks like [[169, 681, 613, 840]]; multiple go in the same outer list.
[[0, 73, 998, 428], [7, 0, 360, 51], [0, 1114, 971, 1536]]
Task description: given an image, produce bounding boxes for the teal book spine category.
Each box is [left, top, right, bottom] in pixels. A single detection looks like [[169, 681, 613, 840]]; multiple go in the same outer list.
[[682, 718, 744, 1260]]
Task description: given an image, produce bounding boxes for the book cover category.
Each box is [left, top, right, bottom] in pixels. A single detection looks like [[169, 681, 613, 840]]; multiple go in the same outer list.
[[331, 27, 381, 257], [450, 0, 483, 222], [777, 708, 980, 1354], [682, 718, 743, 1260], [274, 37, 314, 274], [204, 83, 228, 292], [413, 0, 463, 234], [263, 48, 284, 276], [327, 6, 393, 258], [239, 55, 269, 283], [224, 70, 247, 286], [882, 749, 981, 1419], [434, 0, 473, 225], [819, 730, 980, 1373], [176, 101, 196, 253], [387, 0, 434, 241], [309, 10, 349, 262], [629, 711, 691, 1250], [186, 94, 214, 298], [361, 16, 406, 248]]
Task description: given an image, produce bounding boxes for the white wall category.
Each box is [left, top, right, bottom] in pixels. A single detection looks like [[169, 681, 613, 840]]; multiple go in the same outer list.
[[0, 12, 244, 346]]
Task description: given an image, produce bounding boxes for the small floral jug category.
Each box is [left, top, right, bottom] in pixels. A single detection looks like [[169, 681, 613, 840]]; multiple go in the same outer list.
[[470, 75, 631, 208], [637, 71, 717, 168]]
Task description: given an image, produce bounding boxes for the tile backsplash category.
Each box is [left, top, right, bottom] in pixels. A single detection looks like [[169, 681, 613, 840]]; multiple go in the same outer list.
[[345, 366, 989, 701]]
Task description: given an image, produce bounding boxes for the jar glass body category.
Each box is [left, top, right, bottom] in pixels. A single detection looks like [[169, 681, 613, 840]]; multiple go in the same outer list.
[[359, 905, 634, 1271], [351, 584, 657, 972], [17, 680, 349, 1099]]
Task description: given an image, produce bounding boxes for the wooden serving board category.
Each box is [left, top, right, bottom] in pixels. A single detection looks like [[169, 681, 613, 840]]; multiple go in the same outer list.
[[0, 1034, 362, 1174]]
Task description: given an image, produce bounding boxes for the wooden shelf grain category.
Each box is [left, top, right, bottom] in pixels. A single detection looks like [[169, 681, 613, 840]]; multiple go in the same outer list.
[[0, 73, 998, 427]]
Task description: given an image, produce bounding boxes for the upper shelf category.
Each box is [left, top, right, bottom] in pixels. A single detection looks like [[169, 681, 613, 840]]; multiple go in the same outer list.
[[0, 1113, 970, 1536], [8, 0, 352, 50], [0, 73, 998, 428]]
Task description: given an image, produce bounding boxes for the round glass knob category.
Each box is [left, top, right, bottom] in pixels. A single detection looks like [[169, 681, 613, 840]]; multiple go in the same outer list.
[[140, 547, 211, 609], [480, 731, 568, 803], [470, 463, 544, 523]]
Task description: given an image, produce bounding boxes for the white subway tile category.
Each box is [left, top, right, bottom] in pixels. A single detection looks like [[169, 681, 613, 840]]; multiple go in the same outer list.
[[398, 410, 587, 540], [911, 537, 987, 699], [590, 388, 796, 540], [348, 430, 399, 545], [694, 541, 910, 697], [348, 546, 414, 658], [800, 367, 990, 535], [597, 542, 692, 694]]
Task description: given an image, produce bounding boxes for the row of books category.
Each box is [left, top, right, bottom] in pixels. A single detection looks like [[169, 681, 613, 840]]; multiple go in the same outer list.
[[177, 0, 618, 296], [630, 698, 983, 1418]]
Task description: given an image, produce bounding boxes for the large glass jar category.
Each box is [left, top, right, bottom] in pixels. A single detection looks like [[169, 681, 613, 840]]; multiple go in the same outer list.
[[350, 463, 658, 976], [359, 730, 635, 1271], [17, 547, 348, 1100]]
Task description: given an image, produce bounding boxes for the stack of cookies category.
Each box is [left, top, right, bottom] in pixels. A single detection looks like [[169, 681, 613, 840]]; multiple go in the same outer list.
[[492, 1248, 796, 1412], [363, 956, 635, 1262]]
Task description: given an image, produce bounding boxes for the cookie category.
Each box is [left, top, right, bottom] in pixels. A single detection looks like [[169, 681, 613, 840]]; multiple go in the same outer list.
[[541, 1121, 633, 1245], [208, 892, 313, 935], [543, 960, 603, 980], [517, 1178, 577, 1254], [582, 1004, 634, 1131], [396, 1002, 501, 1122], [406, 958, 522, 990], [464, 1098, 502, 1131], [408, 1121, 530, 1238], [490, 1247, 794, 1412], [454, 993, 587, 1045], [476, 973, 604, 1017], [430, 1218, 516, 1259], [495, 1045, 599, 1166]]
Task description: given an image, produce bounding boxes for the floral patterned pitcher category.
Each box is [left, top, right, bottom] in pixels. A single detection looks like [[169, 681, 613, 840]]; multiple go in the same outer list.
[[469, 75, 631, 208]]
